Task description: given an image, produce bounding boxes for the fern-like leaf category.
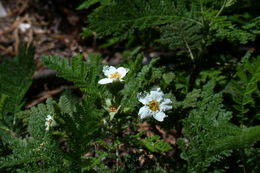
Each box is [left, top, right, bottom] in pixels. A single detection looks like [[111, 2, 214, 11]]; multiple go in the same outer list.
[[0, 99, 73, 172], [178, 80, 234, 172], [88, 0, 182, 39], [230, 56, 260, 123], [158, 21, 202, 56], [77, 0, 111, 10], [140, 135, 172, 153], [0, 45, 35, 113], [42, 54, 104, 98], [42, 55, 89, 87], [210, 15, 259, 44], [210, 125, 260, 154]]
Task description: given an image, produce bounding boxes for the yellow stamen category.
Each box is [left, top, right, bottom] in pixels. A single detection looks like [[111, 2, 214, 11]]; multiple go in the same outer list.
[[109, 72, 121, 79], [148, 100, 160, 111]]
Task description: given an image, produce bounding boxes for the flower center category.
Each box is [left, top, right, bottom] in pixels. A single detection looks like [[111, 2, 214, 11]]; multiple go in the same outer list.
[[47, 119, 53, 125], [109, 72, 121, 79], [109, 106, 118, 112], [148, 100, 160, 111]]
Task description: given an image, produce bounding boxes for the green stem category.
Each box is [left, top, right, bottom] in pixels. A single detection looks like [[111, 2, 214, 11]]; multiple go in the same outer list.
[[183, 17, 203, 26], [215, 0, 227, 18], [0, 126, 17, 137], [240, 149, 247, 173], [184, 37, 195, 61]]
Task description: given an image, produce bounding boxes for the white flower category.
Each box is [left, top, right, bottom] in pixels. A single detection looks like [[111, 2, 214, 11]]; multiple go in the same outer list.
[[98, 66, 129, 84], [19, 23, 31, 32], [137, 88, 172, 122], [45, 115, 57, 131]]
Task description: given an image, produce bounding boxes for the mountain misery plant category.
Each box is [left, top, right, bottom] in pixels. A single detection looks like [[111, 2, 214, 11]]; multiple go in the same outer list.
[[0, 44, 259, 172]]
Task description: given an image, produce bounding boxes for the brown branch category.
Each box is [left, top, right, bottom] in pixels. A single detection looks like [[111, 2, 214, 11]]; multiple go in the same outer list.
[[25, 86, 78, 109]]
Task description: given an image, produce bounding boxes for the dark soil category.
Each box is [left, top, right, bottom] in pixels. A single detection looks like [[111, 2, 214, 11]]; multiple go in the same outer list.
[[0, 0, 96, 106]]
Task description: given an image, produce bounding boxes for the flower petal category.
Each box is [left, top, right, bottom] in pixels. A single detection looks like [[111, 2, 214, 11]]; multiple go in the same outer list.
[[46, 115, 52, 121], [160, 98, 172, 111], [103, 66, 116, 77], [98, 78, 113, 84], [138, 106, 152, 119], [137, 92, 149, 105], [153, 111, 167, 122], [45, 115, 57, 131], [45, 125, 50, 131], [149, 88, 164, 102], [117, 67, 129, 78]]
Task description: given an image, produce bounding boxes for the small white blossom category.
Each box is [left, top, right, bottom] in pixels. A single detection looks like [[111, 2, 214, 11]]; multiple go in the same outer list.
[[137, 88, 172, 122], [98, 66, 129, 84], [45, 115, 57, 131], [19, 23, 31, 32]]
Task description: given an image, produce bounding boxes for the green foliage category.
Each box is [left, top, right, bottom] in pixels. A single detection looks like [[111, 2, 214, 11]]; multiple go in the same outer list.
[[1, 36, 259, 172], [0, 94, 8, 119], [42, 54, 104, 99], [40, 53, 174, 170], [86, 0, 259, 60], [230, 56, 260, 123], [0, 90, 105, 172], [158, 21, 203, 57], [57, 95, 104, 158], [0, 48, 259, 172], [42, 54, 95, 88], [0, 50, 107, 171], [211, 125, 260, 154], [47, 0, 260, 171], [243, 147, 260, 173], [0, 45, 35, 113], [78, 0, 113, 39], [77, 0, 111, 10], [180, 89, 201, 109], [0, 46, 35, 170], [162, 72, 175, 85], [81, 149, 109, 172], [0, 99, 73, 172], [178, 81, 233, 172], [139, 135, 172, 153], [87, 0, 179, 39], [195, 69, 227, 87], [179, 80, 260, 172], [209, 14, 259, 44], [120, 56, 161, 112]]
